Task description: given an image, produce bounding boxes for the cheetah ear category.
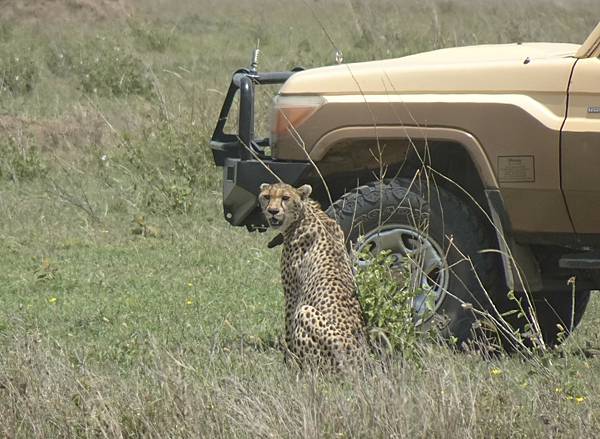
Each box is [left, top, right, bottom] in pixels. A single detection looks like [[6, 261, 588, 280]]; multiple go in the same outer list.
[[297, 184, 312, 200], [259, 183, 270, 191]]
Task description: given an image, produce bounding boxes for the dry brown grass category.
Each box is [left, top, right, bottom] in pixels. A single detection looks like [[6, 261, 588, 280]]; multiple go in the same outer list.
[[2, 331, 599, 438]]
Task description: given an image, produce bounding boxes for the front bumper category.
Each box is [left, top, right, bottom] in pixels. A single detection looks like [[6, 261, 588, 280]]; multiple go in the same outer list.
[[221, 157, 310, 229], [210, 67, 309, 229]]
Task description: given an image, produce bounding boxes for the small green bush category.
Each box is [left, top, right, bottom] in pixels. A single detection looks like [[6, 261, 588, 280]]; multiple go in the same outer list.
[[76, 39, 153, 97], [118, 122, 217, 214], [355, 245, 436, 361], [46, 37, 154, 98], [0, 22, 13, 42], [0, 136, 47, 183], [45, 44, 74, 77], [128, 19, 176, 53], [0, 46, 38, 95]]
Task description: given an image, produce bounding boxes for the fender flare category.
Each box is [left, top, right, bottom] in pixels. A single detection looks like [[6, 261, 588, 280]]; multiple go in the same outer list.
[[310, 125, 498, 189]]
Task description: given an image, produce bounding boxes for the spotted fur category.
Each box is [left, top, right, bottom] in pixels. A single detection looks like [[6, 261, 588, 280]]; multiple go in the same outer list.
[[258, 182, 367, 369]]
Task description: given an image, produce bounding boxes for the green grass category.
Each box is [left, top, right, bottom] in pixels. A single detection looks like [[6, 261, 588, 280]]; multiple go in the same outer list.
[[1, 0, 600, 436]]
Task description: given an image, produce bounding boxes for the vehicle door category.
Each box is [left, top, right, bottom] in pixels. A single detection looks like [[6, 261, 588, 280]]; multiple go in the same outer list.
[[561, 55, 600, 235]]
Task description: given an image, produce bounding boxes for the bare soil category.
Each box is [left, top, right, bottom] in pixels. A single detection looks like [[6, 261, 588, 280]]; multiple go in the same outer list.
[[0, 114, 107, 152], [0, 0, 132, 22]]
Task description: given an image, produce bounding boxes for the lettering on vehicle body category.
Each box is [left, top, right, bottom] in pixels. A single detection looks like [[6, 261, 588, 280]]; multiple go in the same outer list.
[[497, 155, 535, 183], [587, 106, 600, 114]]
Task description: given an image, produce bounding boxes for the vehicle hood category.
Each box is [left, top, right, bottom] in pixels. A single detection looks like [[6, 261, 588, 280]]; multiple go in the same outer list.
[[279, 43, 580, 95]]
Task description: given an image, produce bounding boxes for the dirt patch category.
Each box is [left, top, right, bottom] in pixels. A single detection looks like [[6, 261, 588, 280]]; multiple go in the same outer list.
[[0, 0, 133, 23], [0, 113, 108, 151]]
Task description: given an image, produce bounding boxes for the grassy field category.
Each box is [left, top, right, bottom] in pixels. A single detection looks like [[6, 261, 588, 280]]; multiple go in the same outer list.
[[1, 0, 600, 436]]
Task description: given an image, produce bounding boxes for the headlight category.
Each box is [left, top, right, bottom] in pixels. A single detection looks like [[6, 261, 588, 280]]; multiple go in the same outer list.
[[270, 95, 324, 144]]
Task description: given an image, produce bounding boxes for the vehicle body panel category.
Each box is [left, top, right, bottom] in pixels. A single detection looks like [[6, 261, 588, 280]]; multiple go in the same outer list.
[[274, 46, 577, 234], [278, 43, 579, 96], [562, 56, 600, 234]]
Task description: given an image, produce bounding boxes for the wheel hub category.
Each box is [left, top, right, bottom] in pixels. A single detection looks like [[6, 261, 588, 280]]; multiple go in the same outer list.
[[357, 225, 449, 323]]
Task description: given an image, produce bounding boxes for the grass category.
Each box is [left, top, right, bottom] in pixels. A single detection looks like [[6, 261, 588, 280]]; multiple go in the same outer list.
[[1, 0, 600, 436]]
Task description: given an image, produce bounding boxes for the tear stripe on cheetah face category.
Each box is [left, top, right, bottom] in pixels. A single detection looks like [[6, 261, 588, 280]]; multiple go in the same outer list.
[[259, 182, 368, 370]]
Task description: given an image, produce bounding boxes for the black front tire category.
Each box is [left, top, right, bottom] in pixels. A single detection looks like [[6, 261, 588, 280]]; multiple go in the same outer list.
[[326, 179, 506, 344]]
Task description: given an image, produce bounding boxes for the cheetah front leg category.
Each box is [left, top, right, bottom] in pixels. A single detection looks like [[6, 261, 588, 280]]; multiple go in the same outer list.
[[292, 305, 360, 370]]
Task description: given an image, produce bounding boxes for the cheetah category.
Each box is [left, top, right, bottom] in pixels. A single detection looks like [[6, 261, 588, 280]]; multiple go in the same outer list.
[[258, 182, 367, 369]]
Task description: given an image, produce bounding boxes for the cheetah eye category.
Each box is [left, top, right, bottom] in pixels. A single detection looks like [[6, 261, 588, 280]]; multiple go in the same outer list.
[[282, 195, 290, 202], [263, 195, 270, 201]]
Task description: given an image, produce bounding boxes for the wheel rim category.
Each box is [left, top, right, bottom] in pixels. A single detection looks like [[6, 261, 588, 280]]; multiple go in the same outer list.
[[357, 224, 449, 323]]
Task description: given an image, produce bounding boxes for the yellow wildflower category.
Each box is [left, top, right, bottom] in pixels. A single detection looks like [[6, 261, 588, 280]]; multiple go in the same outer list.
[[575, 396, 585, 403], [187, 283, 193, 287], [48, 297, 57, 304], [490, 368, 502, 376], [555, 387, 563, 394], [186, 299, 193, 305]]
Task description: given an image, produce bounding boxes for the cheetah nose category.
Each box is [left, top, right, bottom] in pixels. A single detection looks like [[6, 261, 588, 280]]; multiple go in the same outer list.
[[267, 207, 280, 215]]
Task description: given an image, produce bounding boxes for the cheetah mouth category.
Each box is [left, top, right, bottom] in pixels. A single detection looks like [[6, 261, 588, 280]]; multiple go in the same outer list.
[[268, 217, 283, 227]]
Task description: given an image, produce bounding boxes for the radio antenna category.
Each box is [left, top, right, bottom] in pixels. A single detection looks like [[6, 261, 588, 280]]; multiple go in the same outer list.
[[250, 40, 260, 74], [301, 0, 343, 64]]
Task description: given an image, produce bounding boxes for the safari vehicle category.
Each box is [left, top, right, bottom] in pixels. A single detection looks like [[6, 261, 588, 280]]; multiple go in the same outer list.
[[210, 22, 600, 346]]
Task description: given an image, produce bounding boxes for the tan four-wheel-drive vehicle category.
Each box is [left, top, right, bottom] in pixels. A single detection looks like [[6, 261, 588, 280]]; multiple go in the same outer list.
[[210, 22, 600, 347]]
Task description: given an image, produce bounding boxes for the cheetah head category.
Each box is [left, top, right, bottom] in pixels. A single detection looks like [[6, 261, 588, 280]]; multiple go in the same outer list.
[[258, 182, 312, 231]]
